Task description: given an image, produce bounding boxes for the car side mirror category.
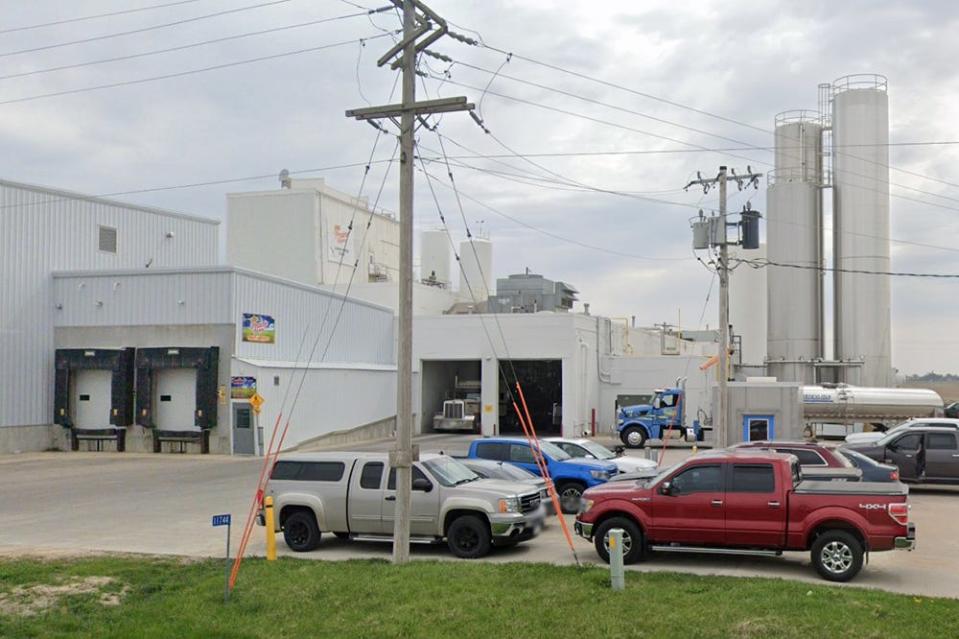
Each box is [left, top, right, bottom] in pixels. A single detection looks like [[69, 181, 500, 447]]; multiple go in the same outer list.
[[412, 478, 432, 492], [659, 481, 673, 496]]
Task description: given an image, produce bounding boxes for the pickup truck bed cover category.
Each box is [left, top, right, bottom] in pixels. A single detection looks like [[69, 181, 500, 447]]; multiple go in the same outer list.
[[795, 480, 909, 496]]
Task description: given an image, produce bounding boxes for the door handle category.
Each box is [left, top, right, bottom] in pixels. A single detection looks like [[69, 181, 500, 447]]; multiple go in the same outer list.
[[952, 454, 959, 458], [385, 496, 396, 502], [711, 499, 723, 507], [768, 501, 781, 508]]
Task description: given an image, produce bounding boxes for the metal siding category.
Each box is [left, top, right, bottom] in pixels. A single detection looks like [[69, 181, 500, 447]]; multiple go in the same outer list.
[[233, 272, 394, 365], [0, 182, 218, 427], [54, 271, 232, 327]]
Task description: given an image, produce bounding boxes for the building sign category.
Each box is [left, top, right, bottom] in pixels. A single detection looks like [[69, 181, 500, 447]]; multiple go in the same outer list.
[[242, 313, 275, 343], [328, 218, 354, 262], [231, 377, 257, 399]]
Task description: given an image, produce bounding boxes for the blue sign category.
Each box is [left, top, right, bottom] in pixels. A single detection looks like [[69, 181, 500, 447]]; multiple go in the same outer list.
[[212, 514, 231, 527]]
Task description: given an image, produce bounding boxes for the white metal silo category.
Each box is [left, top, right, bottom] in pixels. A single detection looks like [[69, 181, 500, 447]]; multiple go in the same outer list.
[[729, 243, 767, 367], [831, 75, 892, 387], [457, 237, 494, 301], [420, 229, 451, 286], [766, 111, 823, 384]]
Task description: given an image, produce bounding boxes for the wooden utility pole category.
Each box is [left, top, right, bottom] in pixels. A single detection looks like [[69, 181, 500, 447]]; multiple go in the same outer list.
[[346, 0, 473, 564]]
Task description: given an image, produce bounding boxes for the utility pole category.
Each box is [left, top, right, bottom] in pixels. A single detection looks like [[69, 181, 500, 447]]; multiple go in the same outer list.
[[346, 0, 474, 564], [687, 166, 762, 447]]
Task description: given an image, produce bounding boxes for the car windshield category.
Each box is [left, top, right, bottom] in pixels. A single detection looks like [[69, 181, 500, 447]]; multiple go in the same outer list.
[[538, 441, 572, 461], [577, 441, 617, 460], [875, 425, 912, 447], [423, 457, 479, 487], [492, 463, 538, 481]]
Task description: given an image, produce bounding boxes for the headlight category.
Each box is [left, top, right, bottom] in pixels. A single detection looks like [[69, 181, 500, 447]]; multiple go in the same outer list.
[[590, 470, 610, 480], [580, 498, 594, 514], [497, 497, 520, 513]]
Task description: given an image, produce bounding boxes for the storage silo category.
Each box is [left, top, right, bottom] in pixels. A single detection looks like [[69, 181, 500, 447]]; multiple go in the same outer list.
[[831, 75, 892, 387], [766, 111, 823, 384], [457, 237, 494, 301], [420, 229, 451, 286]]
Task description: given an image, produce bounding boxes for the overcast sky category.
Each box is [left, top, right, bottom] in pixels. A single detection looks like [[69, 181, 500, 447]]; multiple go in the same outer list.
[[3, 0, 958, 375]]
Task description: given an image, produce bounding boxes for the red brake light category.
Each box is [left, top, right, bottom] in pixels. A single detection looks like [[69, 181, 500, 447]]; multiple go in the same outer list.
[[890, 469, 899, 481], [888, 502, 909, 526]]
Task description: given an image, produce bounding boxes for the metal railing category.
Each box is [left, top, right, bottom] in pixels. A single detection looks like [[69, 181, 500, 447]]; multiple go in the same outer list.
[[774, 109, 822, 128], [832, 74, 888, 94]]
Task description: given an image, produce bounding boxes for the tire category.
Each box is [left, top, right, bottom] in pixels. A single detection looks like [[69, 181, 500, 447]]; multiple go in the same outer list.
[[621, 426, 647, 449], [333, 532, 350, 541], [811, 530, 864, 582], [556, 481, 586, 514], [593, 517, 646, 565], [446, 515, 492, 559], [283, 511, 321, 552]]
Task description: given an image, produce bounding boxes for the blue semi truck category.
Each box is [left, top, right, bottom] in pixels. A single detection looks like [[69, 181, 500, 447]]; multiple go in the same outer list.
[[615, 384, 704, 448]]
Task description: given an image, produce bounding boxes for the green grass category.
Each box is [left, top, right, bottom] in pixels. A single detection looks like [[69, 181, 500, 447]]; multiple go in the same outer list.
[[0, 556, 956, 638]]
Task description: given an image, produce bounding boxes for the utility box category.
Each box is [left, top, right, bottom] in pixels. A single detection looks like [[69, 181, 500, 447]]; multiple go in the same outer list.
[[713, 380, 804, 446]]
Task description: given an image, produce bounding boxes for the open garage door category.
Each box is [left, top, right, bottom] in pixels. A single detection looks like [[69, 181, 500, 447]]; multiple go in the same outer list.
[[499, 359, 562, 435], [421, 360, 481, 434]]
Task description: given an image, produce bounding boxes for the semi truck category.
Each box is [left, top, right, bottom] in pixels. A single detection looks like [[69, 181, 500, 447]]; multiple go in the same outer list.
[[615, 381, 944, 447], [432, 376, 481, 433]]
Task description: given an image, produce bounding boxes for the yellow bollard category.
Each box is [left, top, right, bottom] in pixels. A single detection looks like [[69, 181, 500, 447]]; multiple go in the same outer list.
[[264, 496, 277, 561]]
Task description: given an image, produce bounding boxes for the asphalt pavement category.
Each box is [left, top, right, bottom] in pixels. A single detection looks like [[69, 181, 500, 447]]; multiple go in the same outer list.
[[1, 436, 957, 599]]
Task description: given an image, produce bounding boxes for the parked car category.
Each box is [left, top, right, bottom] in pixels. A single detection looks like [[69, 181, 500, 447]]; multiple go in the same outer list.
[[837, 448, 900, 482], [545, 437, 659, 474], [844, 425, 959, 484], [844, 418, 959, 446], [457, 458, 553, 514], [729, 440, 862, 482], [466, 437, 617, 514], [575, 449, 915, 582], [945, 402, 959, 419], [261, 452, 546, 558]]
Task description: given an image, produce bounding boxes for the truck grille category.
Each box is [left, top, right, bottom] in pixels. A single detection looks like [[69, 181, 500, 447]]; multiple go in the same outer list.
[[444, 402, 464, 419], [520, 492, 541, 513]]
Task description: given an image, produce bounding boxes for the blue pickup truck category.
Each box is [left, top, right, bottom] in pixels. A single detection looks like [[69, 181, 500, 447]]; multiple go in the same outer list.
[[466, 437, 618, 514]]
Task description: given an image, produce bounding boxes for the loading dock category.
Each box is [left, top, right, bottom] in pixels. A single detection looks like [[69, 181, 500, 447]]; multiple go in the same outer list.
[[499, 359, 562, 435], [421, 360, 482, 433]]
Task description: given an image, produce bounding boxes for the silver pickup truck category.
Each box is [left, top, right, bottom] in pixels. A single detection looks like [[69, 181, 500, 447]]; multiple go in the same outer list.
[[261, 452, 546, 558]]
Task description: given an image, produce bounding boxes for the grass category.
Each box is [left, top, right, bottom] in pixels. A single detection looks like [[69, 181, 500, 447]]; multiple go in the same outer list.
[[0, 556, 957, 638]]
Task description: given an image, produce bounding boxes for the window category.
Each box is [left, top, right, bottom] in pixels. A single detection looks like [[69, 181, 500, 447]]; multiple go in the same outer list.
[[360, 462, 384, 489], [270, 461, 345, 481], [160, 395, 172, 402], [98, 225, 117, 253], [387, 466, 430, 490], [927, 433, 958, 450], [776, 448, 826, 466], [669, 465, 721, 495], [730, 465, 775, 493], [510, 443, 535, 464], [891, 433, 922, 451], [79, 394, 91, 401], [474, 442, 508, 461]]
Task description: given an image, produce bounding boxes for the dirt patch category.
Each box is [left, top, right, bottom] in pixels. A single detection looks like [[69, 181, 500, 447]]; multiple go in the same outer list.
[[0, 576, 129, 617], [733, 617, 776, 639]]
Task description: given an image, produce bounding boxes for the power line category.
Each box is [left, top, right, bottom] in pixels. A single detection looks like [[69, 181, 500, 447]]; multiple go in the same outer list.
[[737, 258, 959, 279], [0, 32, 397, 107], [0, 0, 209, 35], [0, 0, 295, 59], [0, 10, 381, 82]]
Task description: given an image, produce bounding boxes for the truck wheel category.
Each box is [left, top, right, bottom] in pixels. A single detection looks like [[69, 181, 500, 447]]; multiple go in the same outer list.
[[556, 481, 586, 514], [594, 517, 645, 565], [447, 515, 492, 559], [283, 511, 321, 552], [811, 530, 864, 582], [621, 426, 647, 449]]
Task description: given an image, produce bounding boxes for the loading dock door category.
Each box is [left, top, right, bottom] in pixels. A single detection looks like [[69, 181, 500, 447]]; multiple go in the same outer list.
[[71, 369, 112, 429], [155, 368, 197, 431]]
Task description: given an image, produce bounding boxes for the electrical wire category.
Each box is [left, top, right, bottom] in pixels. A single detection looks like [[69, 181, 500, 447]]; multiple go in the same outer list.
[[736, 258, 959, 279], [0, 0, 296, 60], [0, 10, 377, 83], [0, 0, 209, 35], [0, 32, 397, 107]]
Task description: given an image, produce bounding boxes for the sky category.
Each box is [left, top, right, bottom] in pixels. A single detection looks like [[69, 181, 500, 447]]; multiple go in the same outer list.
[[2, 0, 959, 375]]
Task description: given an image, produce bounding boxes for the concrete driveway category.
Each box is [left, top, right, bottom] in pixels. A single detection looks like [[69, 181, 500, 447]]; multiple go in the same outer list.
[[1, 439, 957, 599]]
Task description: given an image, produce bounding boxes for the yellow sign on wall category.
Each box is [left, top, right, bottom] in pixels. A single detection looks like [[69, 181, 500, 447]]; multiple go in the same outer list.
[[250, 392, 265, 414]]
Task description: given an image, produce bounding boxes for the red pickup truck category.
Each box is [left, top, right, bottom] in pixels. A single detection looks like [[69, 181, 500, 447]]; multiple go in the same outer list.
[[575, 450, 915, 582]]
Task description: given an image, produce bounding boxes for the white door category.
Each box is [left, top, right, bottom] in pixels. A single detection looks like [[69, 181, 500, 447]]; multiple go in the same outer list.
[[154, 368, 197, 431], [71, 369, 112, 429]]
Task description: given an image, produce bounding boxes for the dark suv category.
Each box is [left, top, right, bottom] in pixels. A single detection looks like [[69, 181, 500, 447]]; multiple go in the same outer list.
[[845, 427, 959, 484], [730, 441, 862, 481]]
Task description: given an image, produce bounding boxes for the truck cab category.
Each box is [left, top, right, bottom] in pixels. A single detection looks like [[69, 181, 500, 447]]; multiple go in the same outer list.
[[616, 387, 702, 448]]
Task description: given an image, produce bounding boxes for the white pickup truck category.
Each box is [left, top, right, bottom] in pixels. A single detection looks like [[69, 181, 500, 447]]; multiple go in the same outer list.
[[261, 452, 546, 558]]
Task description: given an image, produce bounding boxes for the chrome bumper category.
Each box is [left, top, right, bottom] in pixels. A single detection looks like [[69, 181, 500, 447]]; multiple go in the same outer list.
[[574, 520, 593, 539], [489, 506, 546, 539], [895, 523, 917, 550]]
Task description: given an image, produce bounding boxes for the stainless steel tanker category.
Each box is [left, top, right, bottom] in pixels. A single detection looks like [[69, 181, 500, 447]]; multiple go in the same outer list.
[[801, 385, 943, 437]]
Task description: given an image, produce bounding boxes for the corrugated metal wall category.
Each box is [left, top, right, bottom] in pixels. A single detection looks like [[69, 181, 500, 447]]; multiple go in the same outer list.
[[233, 270, 394, 365], [0, 180, 219, 427], [54, 270, 233, 327]]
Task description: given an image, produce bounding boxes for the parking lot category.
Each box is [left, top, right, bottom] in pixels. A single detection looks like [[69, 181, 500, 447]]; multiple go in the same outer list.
[[1, 437, 957, 598]]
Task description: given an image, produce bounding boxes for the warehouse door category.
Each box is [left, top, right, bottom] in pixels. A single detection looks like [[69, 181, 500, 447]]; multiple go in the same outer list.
[[232, 404, 255, 455], [72, 369, 112, 429], [154, 368, 197, 431]]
